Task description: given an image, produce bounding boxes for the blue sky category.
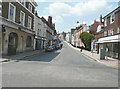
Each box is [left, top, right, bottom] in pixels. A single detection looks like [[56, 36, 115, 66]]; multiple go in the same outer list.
[[35, 0, 119, 33]]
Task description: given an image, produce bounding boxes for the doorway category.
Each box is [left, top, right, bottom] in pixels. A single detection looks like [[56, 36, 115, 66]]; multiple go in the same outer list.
[[8, 32, 18, 55]]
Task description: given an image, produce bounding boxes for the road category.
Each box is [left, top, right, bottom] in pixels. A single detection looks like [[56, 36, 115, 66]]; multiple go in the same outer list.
[[2, 41, 118, 87]]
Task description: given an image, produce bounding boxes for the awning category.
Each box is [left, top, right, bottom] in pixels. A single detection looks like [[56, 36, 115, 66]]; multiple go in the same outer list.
[[96, 35, 120, 43], [96, 39, 120, 43]]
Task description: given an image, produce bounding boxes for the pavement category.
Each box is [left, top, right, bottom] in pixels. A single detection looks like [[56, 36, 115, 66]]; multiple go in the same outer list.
[[0, 49, 45, 63], [65, 41, 119, 69], [2, 41, 118, 87]]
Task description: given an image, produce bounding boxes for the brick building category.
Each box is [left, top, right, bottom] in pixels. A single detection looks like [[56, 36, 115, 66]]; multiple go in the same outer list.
[[97, 6, 120, 59]]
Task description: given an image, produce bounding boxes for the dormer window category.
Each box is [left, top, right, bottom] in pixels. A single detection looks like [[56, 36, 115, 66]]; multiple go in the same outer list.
[[28, 3, 32, 12], [110, 13, 115, 24], [18, 0, 26, 6]]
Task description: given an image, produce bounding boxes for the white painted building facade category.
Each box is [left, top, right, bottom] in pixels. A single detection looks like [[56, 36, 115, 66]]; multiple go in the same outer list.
[[34, 15, 47, 50]]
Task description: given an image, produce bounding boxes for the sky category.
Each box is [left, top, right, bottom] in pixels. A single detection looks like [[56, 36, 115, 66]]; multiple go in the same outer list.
[[35, 0, 119, 33]]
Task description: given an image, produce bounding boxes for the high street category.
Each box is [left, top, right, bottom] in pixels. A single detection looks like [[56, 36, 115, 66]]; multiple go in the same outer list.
[[2, 42, 118, 87]]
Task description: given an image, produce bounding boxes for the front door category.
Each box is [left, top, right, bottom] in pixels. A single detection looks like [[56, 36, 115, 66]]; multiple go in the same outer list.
[[8, 33, 18, 55]]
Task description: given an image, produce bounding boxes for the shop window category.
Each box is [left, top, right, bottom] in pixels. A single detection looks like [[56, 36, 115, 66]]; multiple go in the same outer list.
[[113, 43, 118, 59]]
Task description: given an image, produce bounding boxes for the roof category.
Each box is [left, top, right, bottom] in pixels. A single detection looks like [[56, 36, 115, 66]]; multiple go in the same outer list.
[[103, 6, 120, 19], [71, 28, 76, 34], [41, 17, 54, 30]]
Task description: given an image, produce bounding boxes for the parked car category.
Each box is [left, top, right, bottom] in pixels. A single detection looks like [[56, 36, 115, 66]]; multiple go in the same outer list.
[[60, 42, 63, 48], [45, 45, 54, 52]]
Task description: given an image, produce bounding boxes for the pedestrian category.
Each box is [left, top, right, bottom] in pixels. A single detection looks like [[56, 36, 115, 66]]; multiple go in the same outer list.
[[80, 48, 82, 52]]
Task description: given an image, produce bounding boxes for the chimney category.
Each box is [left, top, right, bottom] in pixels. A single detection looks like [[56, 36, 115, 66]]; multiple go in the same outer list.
[[35, 11, 38, 16], [100, 15, 102, 23], [94, 19, 96, 23], [48, 16, 52, 25]]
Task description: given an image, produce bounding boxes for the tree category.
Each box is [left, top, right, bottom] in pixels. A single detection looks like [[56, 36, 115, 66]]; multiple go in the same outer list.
[[80, 32, 94, 51]]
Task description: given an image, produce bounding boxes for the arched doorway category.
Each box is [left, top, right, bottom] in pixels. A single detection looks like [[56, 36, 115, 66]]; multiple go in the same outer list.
[[8, 32, 18, 55], [26, 36, 32, 48]]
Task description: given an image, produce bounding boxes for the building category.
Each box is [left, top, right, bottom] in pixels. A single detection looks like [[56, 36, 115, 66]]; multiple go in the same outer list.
[[41, 16, 55, 46], [71, 24, 87, 48], [34, 13, 46, 50], [0, 0, 2, 55], [1, 1, 37, 56], [96, 6, 120, 59], [70, 28, 76, 45], [90, 17, 104, 52]]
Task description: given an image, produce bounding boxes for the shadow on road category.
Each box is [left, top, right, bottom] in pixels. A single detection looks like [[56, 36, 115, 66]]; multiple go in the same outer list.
[[15, 50, 61, 62]]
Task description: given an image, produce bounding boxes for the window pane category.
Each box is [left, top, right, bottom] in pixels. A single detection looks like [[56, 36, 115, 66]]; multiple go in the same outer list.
[[9, 4, 15, 21]]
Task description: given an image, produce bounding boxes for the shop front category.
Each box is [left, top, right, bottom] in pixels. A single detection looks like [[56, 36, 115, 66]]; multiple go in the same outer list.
[[97, 35, 120, 59]]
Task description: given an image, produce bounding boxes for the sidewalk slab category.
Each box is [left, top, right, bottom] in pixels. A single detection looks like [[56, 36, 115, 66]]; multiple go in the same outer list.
[[1, 50, 45, 62], [65, 41, 118, 69]]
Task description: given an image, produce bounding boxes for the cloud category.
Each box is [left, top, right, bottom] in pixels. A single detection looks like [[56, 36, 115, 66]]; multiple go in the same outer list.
[[44, 0, 108, 17], [53, 16, 64, 23], [35, 0, 119, 2], [44, 3, 71, 16]]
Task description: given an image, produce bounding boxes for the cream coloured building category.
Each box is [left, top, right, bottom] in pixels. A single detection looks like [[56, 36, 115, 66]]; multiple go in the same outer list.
[[1, 1, 37, 56]]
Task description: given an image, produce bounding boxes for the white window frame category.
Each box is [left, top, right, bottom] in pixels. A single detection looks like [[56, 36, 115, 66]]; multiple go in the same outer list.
[[108, 30, 110, 36], [117, 27, 120, 33], [110, 13, 115, 24], [110, 29, 114, 35], [20, 11, 25, 26], [8, 3, 16, 22], [28, 3, 32, 12], [28, 16, 32, 29], [104, 31, 107, 36], [104, 18, 107, 26]]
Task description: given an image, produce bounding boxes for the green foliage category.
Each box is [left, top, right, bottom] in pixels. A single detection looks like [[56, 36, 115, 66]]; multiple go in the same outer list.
[[80, 32, 94, 51]]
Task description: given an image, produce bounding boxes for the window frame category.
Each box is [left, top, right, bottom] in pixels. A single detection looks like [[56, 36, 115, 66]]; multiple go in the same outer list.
[[20, 10, 25, 26], [28, 16, 32, 29], [28, 3, 32, 12], [8, 3, 16, 22], [104, 31, 107, 36], [110, 13, 115, 24], [117, 27, 120, 33], [104, 18, 107, 26]]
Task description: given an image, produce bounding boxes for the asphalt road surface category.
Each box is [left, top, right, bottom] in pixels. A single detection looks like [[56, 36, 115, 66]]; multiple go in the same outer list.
[[2, 41, 118, 87]]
